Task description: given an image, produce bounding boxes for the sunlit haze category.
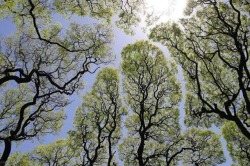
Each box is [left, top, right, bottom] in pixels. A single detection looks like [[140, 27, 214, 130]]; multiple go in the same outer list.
[[146, 0, 188, 22]]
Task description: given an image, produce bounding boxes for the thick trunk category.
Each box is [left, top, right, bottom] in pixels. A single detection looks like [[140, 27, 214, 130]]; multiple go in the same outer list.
[[0, 138, 12, 166], [137, 137, 145, 166]]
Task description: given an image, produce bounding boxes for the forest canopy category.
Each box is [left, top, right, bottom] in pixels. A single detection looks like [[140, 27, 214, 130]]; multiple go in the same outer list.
[[0, 0, 249, 165]]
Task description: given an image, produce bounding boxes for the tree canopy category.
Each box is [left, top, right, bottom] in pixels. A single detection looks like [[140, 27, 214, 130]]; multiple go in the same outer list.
[[0, 0, 144, 164], [0, 13, 113, 166], [68, 67, 126, 166], [149, 0, 250, 163], [1, 0, 249, 165], [119, 40, 224, 166], [6, 41, 225, 166]]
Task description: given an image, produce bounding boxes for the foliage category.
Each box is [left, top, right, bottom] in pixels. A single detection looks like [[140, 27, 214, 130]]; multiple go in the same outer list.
[[119, 40, 224, 166], [5, 41, 226, 166], [149, 0, 250, 163], [0, 0, 147, 163], [0, 0, 144, 35], [69, 67, 126, 166], [2, 0, 247, 165], [0, 0, 129, 164], [222, 122, 250, 165], [29, 139, 75, 166], [5, 138, 75, 166], [5, 152, 31, 166], [0, 21, 113, 165], [120, 40, 181, 165], [181, 128, 225, 166], [150, 0, 250, 140]]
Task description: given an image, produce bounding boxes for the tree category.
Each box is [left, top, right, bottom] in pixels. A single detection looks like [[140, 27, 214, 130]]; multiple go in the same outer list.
[[5, 152, 31, 166], [4, 40, 226, 165], [29, 138, 75, 166], [0, 0, 146, 164], [119, 40, 224, 165], [149, 0, 250, 145], [180, 128, 225, 166], [5, 138, 75, 166], [119, 40, 181, 165], [222, 122, 250, 165], [0, 0, 144, 35], [0, 80, 66, 164], [69, 67, 126, 166], [0, 23, 113, 165]]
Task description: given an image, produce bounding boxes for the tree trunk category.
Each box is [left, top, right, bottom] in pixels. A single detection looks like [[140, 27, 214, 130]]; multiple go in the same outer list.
[[0, 138, 11, 166], [137, 137, 145, 166]]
